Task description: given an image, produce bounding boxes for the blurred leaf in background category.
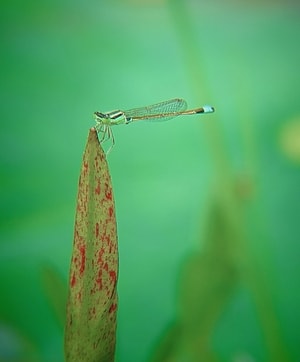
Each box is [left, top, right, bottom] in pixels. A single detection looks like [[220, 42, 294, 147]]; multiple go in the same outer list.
[[40, 264, 68, 330], [1, 0, 300, 361], [150, 194, 239, 362]]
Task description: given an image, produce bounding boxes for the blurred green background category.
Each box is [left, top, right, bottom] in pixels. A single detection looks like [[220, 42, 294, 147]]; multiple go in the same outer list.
[[1, 0, 300, 361]]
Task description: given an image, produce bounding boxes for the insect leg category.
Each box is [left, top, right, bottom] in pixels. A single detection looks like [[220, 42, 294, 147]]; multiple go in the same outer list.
[[105, 127, 115, 155]]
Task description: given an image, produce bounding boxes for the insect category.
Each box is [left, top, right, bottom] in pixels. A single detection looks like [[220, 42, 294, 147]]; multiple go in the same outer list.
[[94, 98, 214, 153]]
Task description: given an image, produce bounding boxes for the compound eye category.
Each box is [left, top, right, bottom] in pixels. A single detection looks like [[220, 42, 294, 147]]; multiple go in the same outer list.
[[94, 112, 106, 118]]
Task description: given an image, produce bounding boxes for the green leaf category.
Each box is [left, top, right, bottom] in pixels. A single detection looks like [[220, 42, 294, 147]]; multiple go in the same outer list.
[[151, 198, 238, 362], [64, 129, 118, 362], [40, 263, 67, 328]]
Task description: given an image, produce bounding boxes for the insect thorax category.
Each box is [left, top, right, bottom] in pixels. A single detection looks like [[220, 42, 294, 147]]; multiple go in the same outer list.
[[106, 110, 128, 125]]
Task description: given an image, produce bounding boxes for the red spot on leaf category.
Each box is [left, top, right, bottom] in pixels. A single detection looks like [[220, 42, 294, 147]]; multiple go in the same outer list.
[[95, 222, 100, 238], [83, 161, 88, 176], [79, 245, 86, 275], [70, 272, 76, 287], [109, 270, 116, 283], [95, 179, 101, 195], [94, 269, 103, 291], [101, 234, 111, 247], [97, 247, 104, 264], [109, 303, 117, 314], [105, 183, 112, 200], [108, 206, 113, 218]]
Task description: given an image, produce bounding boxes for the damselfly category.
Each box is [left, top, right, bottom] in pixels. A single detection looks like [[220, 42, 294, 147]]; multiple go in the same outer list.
[[94, 98, 214, 153]]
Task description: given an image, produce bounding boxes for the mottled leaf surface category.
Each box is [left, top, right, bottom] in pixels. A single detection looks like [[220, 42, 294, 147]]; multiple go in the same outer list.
[[65, 128, 118, 362]]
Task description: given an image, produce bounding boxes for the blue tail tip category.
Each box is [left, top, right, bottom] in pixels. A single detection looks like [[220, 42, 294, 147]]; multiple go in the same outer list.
[[203, 105, 215, 113]]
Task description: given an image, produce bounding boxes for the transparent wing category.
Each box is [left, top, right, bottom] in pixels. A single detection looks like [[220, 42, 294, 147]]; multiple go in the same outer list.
[[124, 98, 188, 122]]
